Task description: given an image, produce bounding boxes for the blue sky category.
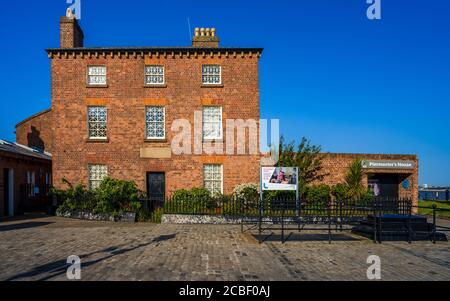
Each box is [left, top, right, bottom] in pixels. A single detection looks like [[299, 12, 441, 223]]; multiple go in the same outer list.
[[0, 0, 449, 185]]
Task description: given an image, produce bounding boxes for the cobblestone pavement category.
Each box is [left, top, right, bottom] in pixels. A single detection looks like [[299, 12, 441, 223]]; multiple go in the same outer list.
[[0, 216, 449, 281]]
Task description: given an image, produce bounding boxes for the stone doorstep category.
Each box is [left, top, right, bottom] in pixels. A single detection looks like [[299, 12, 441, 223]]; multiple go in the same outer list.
[[56, 210, 136, 223]]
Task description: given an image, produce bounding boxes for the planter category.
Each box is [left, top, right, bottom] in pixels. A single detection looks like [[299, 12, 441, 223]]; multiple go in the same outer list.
[[56, 210, 136, 223]]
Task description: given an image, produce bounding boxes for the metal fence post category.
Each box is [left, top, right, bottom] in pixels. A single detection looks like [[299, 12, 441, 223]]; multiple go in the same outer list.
[[281, 198, 285, 244], [373, 200, 378, 244], [328, 201, 332, 244], [407, 200, 412, 244], [432, 204, 437, 244]]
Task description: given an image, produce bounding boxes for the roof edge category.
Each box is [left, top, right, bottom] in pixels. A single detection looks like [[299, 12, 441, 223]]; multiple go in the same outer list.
[[46, 47, 264, 54], [322, 152, 417, 159], [15, 108, 52, 128]]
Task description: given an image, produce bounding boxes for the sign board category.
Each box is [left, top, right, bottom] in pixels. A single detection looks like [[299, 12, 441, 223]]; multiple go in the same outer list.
[[361, 160, 415, 170], [261, 167, 298, 191]]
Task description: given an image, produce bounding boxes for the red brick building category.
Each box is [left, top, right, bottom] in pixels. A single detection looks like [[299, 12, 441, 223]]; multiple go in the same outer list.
[[15, 12, 418, 206], [0, 140, 52, 217], [44, 13, 262, 200]]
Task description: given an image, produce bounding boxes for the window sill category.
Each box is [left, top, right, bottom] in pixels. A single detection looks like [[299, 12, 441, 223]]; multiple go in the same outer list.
[[201, 84, 224, 88], [203, 139, 224, 143], [143, 84, 167, 88], [86, 138, 109, 143], [144, 139, 167, 143], [86, 85, 109, 88]]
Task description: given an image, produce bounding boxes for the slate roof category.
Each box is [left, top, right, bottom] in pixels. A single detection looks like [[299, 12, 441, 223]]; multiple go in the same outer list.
[[0, 140, 52, 161]]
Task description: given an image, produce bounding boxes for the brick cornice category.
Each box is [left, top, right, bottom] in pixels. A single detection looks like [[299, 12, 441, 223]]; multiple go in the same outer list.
[[46, 48, 263, 60]]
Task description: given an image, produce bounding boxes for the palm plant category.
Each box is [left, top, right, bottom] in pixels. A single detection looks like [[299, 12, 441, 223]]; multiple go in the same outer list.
[[345, 158, 366, 200]]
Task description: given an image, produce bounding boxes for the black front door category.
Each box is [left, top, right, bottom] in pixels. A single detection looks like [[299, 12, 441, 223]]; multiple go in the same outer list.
[[3, 169, 10, 216], [147, 172, 165, 202]]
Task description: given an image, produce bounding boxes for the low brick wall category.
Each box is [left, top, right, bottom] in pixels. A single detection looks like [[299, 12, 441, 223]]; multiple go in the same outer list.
[[57, 210, 136, 223]]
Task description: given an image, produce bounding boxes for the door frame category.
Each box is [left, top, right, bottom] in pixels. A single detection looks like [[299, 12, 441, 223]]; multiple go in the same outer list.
[[3, 168, 14, 216]]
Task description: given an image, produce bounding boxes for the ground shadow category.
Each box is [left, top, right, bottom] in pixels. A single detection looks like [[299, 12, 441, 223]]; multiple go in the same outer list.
[[0, 214, 50, 223], [0, 222, 54, 232], [4, 233, 178, 281], [252, 232, 361, 242]]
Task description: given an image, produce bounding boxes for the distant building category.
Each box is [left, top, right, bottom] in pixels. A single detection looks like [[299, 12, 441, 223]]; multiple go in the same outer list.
[[419, 186, 450, 201]]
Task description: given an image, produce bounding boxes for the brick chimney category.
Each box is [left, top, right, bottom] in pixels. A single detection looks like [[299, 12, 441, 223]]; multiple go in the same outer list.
[[60, 8, 84, 48], [192, 28, 219, 48]]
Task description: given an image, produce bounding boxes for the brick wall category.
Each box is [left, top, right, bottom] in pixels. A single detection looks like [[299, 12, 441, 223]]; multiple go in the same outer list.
[[50, 52, 261, 195], [16, 109, 53, 153]]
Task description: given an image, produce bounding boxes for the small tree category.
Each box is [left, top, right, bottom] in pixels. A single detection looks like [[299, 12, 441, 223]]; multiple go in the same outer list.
[[345, 158, 366, 200], [276, 136, 326, 198]]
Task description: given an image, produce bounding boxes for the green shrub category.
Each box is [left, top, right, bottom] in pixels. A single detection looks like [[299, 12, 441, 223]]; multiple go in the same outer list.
[[190, 188, 211, 199], [305, 185, 331, 204], [233, 183, 259, 213], [264, 190, 296, 201], [150, 207, 163, 223], [233, 183, 259, 199], [53, 181, 96, 215], [166, 188, 215, 214], [55, 177, 146, 217], [331, 184, 350, 201], [137, 207, 163, 223], [95, 178, 142, 214], [172, 189, 191, 201]]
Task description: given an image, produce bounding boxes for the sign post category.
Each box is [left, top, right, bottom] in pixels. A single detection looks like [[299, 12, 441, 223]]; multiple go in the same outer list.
[[260, 167, 300, 224]]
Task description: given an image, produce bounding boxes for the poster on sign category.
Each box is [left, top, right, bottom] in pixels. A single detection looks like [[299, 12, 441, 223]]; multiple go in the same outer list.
[[261, 167, 298, 191]]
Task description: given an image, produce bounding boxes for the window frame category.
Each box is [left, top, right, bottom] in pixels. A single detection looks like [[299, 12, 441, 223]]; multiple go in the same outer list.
[[202, 65, 222, 85], [88, 164, 108, 190], [145, 106, 166, 140], [26, 171, 36, 197], [203, 164, 223, 195], [87, 106, 108, 140], [144, 65, 165, 86], [202, 106, 223, 140], [87, 65, 107, 86]]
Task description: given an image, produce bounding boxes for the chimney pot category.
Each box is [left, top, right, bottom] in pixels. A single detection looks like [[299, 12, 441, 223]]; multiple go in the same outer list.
[[66, 8, 74, 19], [192, 27, 219, 48]]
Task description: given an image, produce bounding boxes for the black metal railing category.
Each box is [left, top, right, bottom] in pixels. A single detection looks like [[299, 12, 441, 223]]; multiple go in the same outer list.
[[144, 196, 415, 220], [163, 195, 257, 216], [414, 204, 450, 244]]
